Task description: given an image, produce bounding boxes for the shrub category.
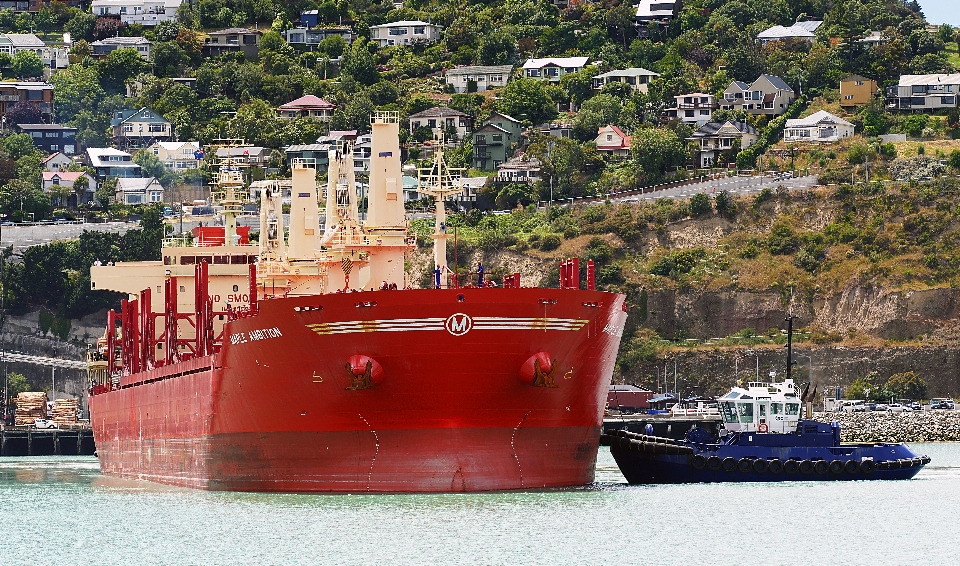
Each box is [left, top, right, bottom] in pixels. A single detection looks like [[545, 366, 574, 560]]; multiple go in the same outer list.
[[562, 226, 580, 239], [539, 234, 561, 251], [767, 223, 799, 255], [689, 192, 712, 216]]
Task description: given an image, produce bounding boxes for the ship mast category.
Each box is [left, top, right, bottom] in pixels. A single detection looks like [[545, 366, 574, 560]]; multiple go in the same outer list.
[[417, 132, 464, 284]]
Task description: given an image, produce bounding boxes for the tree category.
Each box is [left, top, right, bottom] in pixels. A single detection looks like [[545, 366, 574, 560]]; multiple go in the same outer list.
[[631, 128, 685, 183], [97, 48, 149, 93], [3, 132, 40, 160], [689, 192, 713, 216], [497, 78, 557, 126], [4, 102, 42, 126], [4, 373, 30, 410], [92, 16, 127, 40], [885, 372, 927, 401], [340, 40, 380, 86], [715, 190, 732, 217], [949, 150, 960, 171], [151, 41, 189, 78], [72, 175, 90, 206], [64, 12, 96, 41], [133, 149, 166, 180], [49, 183, 70, 207], [11, 51, 43, 79], [476, 31, 516, 66], [571, 94, 623, 141], [96, 177, 116, 209], [50, 64, 106, 123]]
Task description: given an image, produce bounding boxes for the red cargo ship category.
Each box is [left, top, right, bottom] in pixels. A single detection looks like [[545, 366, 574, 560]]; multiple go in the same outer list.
[[87, 113, 626, 492]]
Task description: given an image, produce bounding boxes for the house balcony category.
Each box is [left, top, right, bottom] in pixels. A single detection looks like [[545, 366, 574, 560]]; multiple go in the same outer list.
[[677, 102, 718, 110]]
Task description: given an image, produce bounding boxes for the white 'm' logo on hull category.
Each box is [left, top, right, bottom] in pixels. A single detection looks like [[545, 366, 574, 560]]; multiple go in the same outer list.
[[445, 313, 473, 336]]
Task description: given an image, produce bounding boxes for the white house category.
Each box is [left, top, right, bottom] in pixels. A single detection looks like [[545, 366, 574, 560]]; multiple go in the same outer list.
[[784, 110, 855, 143], [369, 21, 442, 47], [522, 56, 589, 82], [90, 0, 183, 26], [496, 156, 541, 184], [116, 177, 164, 204], [42, 151, 74, 172], [886, 73, 960, 111], [87, 147, 142, 178], [594, 125, 631, 158], [148, 141, 202, 170], [757, 21, 822, 44], [444, 65, 513, 93], [663, 93, 719, 127], [634, 0, 680, 25], [690, 121, 759, 168], [42, 171, 96, 205], [592, 67, 659, 94]]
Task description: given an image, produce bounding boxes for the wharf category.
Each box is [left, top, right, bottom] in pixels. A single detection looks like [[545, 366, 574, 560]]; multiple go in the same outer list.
[[1, 427, 96, 456], [603, 414, 722, 441]]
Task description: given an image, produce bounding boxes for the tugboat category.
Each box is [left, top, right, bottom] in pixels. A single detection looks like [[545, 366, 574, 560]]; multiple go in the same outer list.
[[603, 316, 930, 483]]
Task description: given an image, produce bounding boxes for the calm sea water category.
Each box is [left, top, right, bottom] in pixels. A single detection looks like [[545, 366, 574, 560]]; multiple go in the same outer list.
[[2, 444, 959, 566]]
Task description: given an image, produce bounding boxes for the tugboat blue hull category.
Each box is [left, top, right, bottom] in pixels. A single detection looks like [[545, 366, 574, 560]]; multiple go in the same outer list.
[[603, 425, 929, 484]]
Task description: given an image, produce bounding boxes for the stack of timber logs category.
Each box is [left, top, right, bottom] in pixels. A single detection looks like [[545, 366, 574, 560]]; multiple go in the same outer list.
[[51, 398, 78, 425], [14, 392, 48, 426]]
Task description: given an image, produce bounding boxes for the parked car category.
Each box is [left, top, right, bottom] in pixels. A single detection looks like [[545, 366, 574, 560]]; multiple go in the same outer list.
[[909, 402, 922, 411], [930, 398, 955, 410], [873, 404, 888, 411], [887, 403, 912, 412], [33, 418, 58, 429]]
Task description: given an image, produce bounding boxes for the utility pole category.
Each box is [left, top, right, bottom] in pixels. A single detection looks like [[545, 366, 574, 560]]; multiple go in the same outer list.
[[546, 140, 554, 215]]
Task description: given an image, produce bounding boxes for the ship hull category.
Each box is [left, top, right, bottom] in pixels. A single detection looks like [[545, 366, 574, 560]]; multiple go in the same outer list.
[[90, 287, 626, 492]]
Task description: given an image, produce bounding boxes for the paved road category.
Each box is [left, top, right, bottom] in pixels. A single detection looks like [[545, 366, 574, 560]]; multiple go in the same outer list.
[[610, 174, 819, 203], [0, 221, 136, 253]]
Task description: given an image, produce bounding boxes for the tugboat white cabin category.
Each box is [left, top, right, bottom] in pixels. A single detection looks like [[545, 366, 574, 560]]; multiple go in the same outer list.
[[718, 379, 802, 434]]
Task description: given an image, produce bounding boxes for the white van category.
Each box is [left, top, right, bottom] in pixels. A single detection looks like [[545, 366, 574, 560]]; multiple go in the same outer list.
[[840, 400, 867, 413]]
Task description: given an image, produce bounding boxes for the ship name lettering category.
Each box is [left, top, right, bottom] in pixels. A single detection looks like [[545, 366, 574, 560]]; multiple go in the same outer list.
[[248, 327, 282, 341], [230, 332, 248, 345]]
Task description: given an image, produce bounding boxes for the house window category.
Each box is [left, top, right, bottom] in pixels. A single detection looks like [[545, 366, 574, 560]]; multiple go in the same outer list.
[[527, 69, 540, 77], [700, 110, 709, 115], [492, 134, 502, 141], [943, 97, 956, 105], [413, 26, 425, 34], [606, 134, 613, 141], [50, 145, 58, 150], [389, 28, 407, 36], [123, 124, 133, 132], [855, 81, 864, 86], [150, 191, 162, 202], [149, 124, 166, 133]]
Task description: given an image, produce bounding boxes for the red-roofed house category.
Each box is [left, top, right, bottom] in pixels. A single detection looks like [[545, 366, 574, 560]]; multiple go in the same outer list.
[[277, 95, 336, 121], [42, 151, 74, 172], [595, 125, 632, 158], [42, 171, 96, 206]]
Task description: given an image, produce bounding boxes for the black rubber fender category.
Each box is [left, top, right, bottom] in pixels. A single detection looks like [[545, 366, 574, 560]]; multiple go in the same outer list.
[[783, 459, 800, 474], [911, 457, 923, 467], [690, 454, 707, 470], [815, 460, 830, 474], [598, 434, 615, 447], [752, 458, 769, 473], [829, 460, 845, 474], [799, 460, 814, 474], [767, 459, 783, 474], [844, 460, 860, 474], [722, 457, 738, 472], [706, 456, 722, 471], [860, 460, 875, 474], [737, 458, 753, 473]]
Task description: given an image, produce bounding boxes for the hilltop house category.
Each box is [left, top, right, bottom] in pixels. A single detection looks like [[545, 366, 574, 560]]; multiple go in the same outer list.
[[41, 151, 74, 172], [594, 125, 632, 158], [282, 26, 354, 48], [42, 171, 96, 206], [408, 107, 473, 141], [784, 111, 855, 143], [663, 93, 719, 127], [15, 123, 78, 155], [634, 0, 680, 25], [203, 28, 261, 59], [722, 74, 795, 116], [0, 82, 53, 122], [444, 65, 513, 93], [276, 95, 336, 121], [90, 36, 152, 59], [147, 141, 202, 170], [90, 0, 183, 26], [840, 74, 878, 108], [86, 148, 141, 178], [0, 33, 68, 70], [115, 176, 164, 205], [757, 21, 822, 44], [885, 73, 960, 111], [496, 155, 541, 185], [522, 57, 589, 82], [214, 146, 270, 167], [690, 121, 759, 168], [111, 108, 172, 148], [473, 112, 522, 171], [591, 68, 659, 95], [369, 21, 442, 47]]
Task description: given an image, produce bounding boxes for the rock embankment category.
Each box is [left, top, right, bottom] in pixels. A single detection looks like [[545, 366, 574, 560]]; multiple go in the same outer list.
[[814, 411, 960, 442]]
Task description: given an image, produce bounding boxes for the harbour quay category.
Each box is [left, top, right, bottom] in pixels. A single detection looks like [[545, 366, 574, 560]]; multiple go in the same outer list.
[[817, 411, 960, 443], [0, 427, 96, 457]]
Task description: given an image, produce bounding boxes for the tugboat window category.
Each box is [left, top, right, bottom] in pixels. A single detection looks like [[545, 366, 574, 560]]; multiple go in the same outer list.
[[771, 403, 783, 414], [785, 403, 800, 415], [758, 404, 766, 417], [737, 403, 754, 423], [720, 402, 738, 423]]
